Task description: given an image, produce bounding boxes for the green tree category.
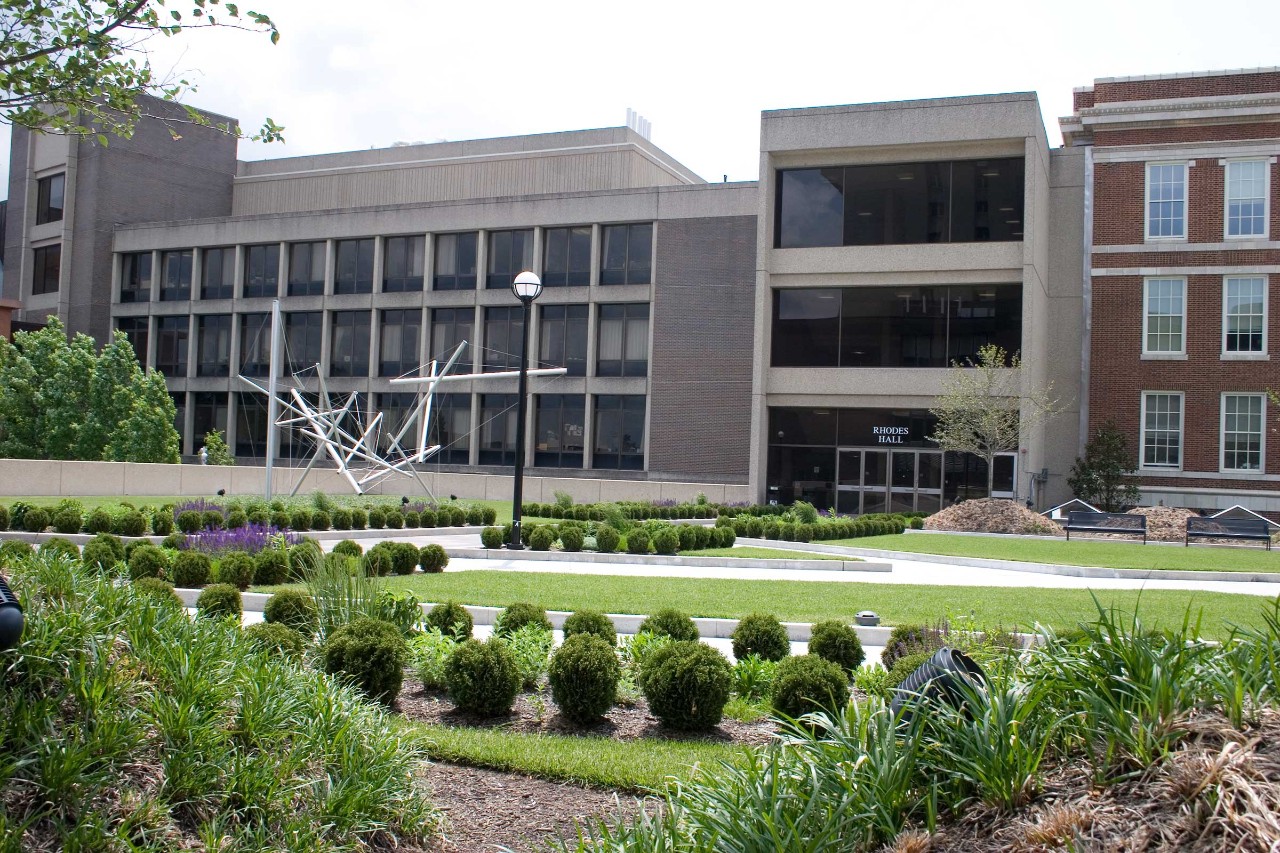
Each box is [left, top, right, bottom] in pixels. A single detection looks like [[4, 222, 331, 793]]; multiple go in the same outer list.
[[203, 429, 235, 465], [0, 0, 282, 143], [0, 336, 41, 457], [929, 344, 1063, 497], [78, 330, 145, 459], [105, 371, 180, 463], [40, 329, 97, 458], [1068, 421, 1140, 512]]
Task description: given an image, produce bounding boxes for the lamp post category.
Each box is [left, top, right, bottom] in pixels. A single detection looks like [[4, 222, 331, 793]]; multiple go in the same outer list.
[[507, 270, 543, 549]]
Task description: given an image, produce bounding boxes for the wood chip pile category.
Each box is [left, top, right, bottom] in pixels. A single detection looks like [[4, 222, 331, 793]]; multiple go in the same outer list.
[[923, 498, 1065, 536], [1127, 506, 1198, 542]]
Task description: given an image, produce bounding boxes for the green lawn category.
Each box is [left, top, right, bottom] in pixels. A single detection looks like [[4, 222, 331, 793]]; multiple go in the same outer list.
[[5, 495, 190, 510], [372, 570, 1277, 640], [836, 533, 1280, 573], [408, 722, 746, 791]]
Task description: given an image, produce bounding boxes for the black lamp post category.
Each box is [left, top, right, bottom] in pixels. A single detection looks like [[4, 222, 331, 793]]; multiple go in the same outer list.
[[507, 270, 543, 549]]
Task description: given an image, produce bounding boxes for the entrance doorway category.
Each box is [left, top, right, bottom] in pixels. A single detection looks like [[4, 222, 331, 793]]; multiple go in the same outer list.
[[835, 448, 944, 515]]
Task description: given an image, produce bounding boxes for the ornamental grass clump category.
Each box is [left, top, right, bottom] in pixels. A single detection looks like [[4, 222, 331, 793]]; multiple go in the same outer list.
[[731, 613, 790, 662], [770, 653, 850, 720], [502, 623, 554, 690], [321, 617, 408, 706], [445, 638, 521, 716], [640, 640, 732, 731], [550, 634, 620, 724]]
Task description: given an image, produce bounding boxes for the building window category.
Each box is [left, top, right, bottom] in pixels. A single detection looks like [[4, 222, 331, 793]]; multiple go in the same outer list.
[[543, 226, 591, 287], [1222, 393, 1265, 472], [1143, 277, 1186, 355], [597, 303, 649, 376], [771, 285, 1022, 368], [486, 229, 533, 290], [288, 242, 325, 296], [379, 309, 422, 377], [35, 173, 65, 225], [374, 393, 416, 455], [1224, 276, 1267, 355], [171, 392, 187, 449], [239, 312, 271, 377], [383, 235, 424, 293], [1141, 392, 1183, 469], [192, 392, 228, 451], [243, 244, 280, 298], [1225, 160, 1268, 238], [483, 306, 525, 372], [283, 312, 322, 376], [478, 393, 517, 466], [160, 250, 193, 301], [32, 244, 60, 295], [202, 247, 234, 300], [600, 223, 652, 285], [120, 252, 152, 303], [155, 316, 189, 377], [534, 394, 585, 468], [196, 314, 232, 377], [235, 392, 268, 458], [433, 232, 478, 291], [430, 393, 471, 464], [116, 317, 149, 366], [334, 238, 374, 295], [430, 307, 473, 363], [539, 304, 588, 377], [775, 158, 1025, 248], [593, 395, 644, 470], [330, 310, 371, 377], [1146, 163, 1187, 240]]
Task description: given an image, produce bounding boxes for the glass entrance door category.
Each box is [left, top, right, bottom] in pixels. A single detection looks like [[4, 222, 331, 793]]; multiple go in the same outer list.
[[835, 448, 945, 515], [835, 449, 862, 515]]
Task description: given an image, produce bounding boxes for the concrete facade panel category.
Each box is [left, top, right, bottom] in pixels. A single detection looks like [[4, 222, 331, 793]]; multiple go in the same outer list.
[[0, 460, 63, 495], [123, 463, 183, 496]]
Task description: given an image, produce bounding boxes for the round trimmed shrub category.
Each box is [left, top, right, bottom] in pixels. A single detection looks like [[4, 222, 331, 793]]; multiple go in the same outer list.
[[175, 510, 202, 534], [383, 511, 404, 530], [161, 532, 185, 551], [549, 634, 620, 724], [321, 618, 408, 706], [563, 610, 616, 646], [289, 509, 312, 532], [560, 526, 585, 552], [390, 541, 419, 575], [480, 527, 505, 549], [640, 640, 732, 731], [881, 624, 946, 670], [215, 551, 255, 591], [225, 509, 248, 530], [593, 525, 620, 554], [419, 509, 437, 528], [331, 507, 353, 530], [808, 621, 865, 676], [419, 543, 448, 573], [652, 526, 679, 555], [0, 539, 34, 568], [172, 550, 212, 587], [639, 608, 699, 641], [625, 528, 652, 555], [444, 638, 520, 716], [426, 601, 473, 640], [403, 510, 420, 528], [309, 509, 331, 531], [366, 506, 386, 529], [264, 589, 319, 634], [151, 510, 174, 536], [133, 577, 183, 607], [365, 542, 395, 577], [113, 509, 148, 537], [288, 540, 323, 580], [39, 537, 80, 561], [349, 507, 367, 530], [731, 613, 790, 662], [482, 506, 498, 525], [494, 602, 552, 638], [196, 583, 241, 619], [0, 505, 8, 531], [528, 526, 555, 551], [52, 507, 83, 535], [244, 622, 306, 659], [464, 506, 483, 526], [677, 525, 699, 552], [127, 544, 170, 580], [253, 547, 290, 586], [771, 654, 850, 720], [85, 507, 115, 534], [81, 533, 125, 572], [270, 510, 291, 530], [201, 510, 224, 531], [22, 507, 50, 533], [332, 539, 363, 558]]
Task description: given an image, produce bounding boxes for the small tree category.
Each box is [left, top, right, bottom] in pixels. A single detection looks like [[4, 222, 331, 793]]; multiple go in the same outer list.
[[204, 430, 235, 466], [1068, 421, 1140, 512], [929, 344, 1062, 497], [105, 371, 180, 463]]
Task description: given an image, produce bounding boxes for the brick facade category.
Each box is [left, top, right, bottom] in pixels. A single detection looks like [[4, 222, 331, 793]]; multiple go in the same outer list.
[[1092, 71, 1280, 104]]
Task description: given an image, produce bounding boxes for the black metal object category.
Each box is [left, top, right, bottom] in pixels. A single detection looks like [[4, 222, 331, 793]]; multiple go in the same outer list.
[[0, 572, 24, 650], [1064, 511, 1147, 543], [508, 287, 537, 550], [1186, 516, 1272, 550], [889, 647, 985, 721]]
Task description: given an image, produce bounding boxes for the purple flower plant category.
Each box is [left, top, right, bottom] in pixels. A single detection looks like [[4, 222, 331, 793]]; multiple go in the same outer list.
[[650, 499, 678, 507], [181, 522, 299, 556], [173, 498, 226, 522]]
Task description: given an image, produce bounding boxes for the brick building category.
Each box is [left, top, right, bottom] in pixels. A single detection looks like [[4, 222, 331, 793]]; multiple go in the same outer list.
[[1062, 68, 1280, 513]]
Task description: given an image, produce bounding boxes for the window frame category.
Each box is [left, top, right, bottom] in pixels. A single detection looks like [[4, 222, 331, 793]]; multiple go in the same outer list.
[[1222, 275, 1268, 357], [120, 251, 153, 303], [195, 314, 232, 377], [541, 225, 592, 287], [1145, 161, 1189, 242], [1139, 391, 1185, 471], [243, 243, 281, 299], [154, 315, 190, 378], [382, 235, 425, 293], [378, 308, 422, 377], [596, 303, 650, 377], [1220, 392, 1266, 474], [287, 241, 326, 297], [201, 247, 235, 300], [159, 249, 193, 302], [592, 394, 646, 471], [1142, 276, 1187, 357], [32, 243, 61, 296], [328, 310, 372, 378], [433, 232, 478, 291], [1223, 158, 1271, 240], [35, 173, 65, 225], [600, 223, 653, 286], [334, 237, 375, 295]]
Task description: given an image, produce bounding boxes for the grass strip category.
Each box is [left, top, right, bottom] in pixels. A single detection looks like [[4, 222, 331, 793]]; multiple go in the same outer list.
[[409, 722, 747, 791], [373, 570, 1278, 640], [837, 533, 1280, 573]]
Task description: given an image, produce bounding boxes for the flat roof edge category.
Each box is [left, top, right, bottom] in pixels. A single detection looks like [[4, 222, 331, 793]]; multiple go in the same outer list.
[[762, 92, 1039, 120]]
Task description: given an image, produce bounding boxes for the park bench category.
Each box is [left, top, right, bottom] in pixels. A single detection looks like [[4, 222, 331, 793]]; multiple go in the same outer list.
[[1064, 511, 1147, 543], [1185, 516, 1272, 550]]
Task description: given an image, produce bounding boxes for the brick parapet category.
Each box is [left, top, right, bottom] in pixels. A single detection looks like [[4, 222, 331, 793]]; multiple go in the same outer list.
[[1092, 71, 1280, 104]]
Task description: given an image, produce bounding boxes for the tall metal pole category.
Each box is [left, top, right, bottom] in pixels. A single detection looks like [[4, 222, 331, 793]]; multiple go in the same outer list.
[[264, 298, 283, 499], [508, 296, 533, 550]]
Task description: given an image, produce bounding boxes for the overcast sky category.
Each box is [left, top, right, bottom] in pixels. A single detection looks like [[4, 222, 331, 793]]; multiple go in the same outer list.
[[6, 0, 1280, 186]]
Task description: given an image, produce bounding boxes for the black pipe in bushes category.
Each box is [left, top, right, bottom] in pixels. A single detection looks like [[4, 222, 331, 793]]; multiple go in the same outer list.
[[0, 573, 24, 650], [889, 647, 985, 721]]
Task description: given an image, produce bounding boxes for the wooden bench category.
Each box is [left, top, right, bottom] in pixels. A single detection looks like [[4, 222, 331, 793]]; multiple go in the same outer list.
[[1185, 516, 1273, 550], [1064, 511, 1147, 543]]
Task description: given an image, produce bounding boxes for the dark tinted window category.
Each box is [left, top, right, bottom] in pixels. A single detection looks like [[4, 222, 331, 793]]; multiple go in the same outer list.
[[777, 168, 844, 248], [196, 314, 231, 377], [534, 394, 585, 468], [430, 393, 471, 464], [330, 310, 371, 377], [283, 312, 322, 376], [120, 252, 152, 303], [160, 250, 193, 301], [235, 392, 268, 458], [542, 226, 591, 287], [32, 244, 60, 295], [383, 236, 424, 292], [192, 392, 229, 453], [154, 316, 189, 377], [597, 303, 649, 376], [950, 159, 1025, 241], [430, 307, 473, 363], [593, 395, 645, 470], [334, 238, 374, 295], [478, 393, 517, 466], [116, 317, 149, 366], [243, 244, 280, 298], [486, 229, 533, 290], [843, 162, 949, 246], [600, 223, 652, 285], [202, 247, 234, 300], [288, 242, 325, 296], [539, 304, 588, 377], [483, 306, 525, 372], [35, 173, 64, 225], [239, 312, 271, 377], [434, 233, 477, 290], [379, 309, 422, 377], [771, 289, 840, 367]]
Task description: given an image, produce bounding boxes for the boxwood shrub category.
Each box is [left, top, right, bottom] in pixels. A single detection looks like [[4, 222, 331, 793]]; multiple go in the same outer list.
[[127, 544, 170, 581], [172, 550, 212, 587], [426, 601, 473, 640], [215, 551, 255, 591], [730, 613, 790, 662], [52, 507, 83, 535], [253, 548, 291, 586], [494, 602, 552, 638], [638, 608, 699, 641], [81, 533, 125, 572], [480, 526, 505, 549], [593, 525, 620, 554], [244, 622, 306, 659], [444, 638, 520, 716], [321, 618, 408, 706], [528, 526, 555, 551], [419, 543, 449, 573], [640, 640, 731, 731], [196, 583, 241, 619], [808, 620, 865, 676], [562, 609, 616, 646], [332, 539, 363, 558], [22, 507, 50, 533], [264, 589, 319, 634], [549, 634, 620, 724], [770, 654, 850, 720]]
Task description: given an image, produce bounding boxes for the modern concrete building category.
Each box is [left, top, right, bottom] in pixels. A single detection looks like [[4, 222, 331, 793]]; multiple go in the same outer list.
[[4, 70, 1273, 513]]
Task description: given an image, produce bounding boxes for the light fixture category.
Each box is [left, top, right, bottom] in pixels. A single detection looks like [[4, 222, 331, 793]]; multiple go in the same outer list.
[[512, 270, 543, 302], [506, 271, 543, 550], [998, 206, 1014, 212], [982, 169, 1000, 177]]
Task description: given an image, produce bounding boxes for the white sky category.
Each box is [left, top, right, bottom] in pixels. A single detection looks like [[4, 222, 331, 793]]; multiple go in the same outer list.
[[5, 0, 1280, 186]]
